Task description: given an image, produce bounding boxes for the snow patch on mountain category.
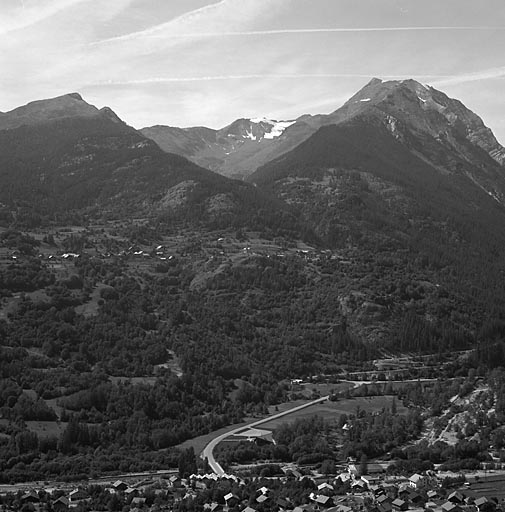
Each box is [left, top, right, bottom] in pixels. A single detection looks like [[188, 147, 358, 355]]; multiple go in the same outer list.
[[262, 120, 296, 139], [245, 129, 256, 141]]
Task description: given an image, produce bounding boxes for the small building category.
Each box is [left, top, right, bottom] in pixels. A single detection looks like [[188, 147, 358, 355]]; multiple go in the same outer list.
[[113, 480, 128, 492], [293, 505, 316, 512], [427, 490, 439, 500], [69, 488, 88, 502], [131, 497, 147, 507], [348, 463, 385, 476], [168, 475, 182, 487], [277, 498, 291, 509], [224, 493, 239, 507], [442, 502, 460, 512], [361, 474, 382, 488], [235, 427, 275, 445], [378, 503, 393, 512], [350, 480, 366, 491], [447, 492, 465, 504], [53, 496, 69, 511], [408, 492, 424, 506], [315, 495, 333, 508], [392, 499, 408, 511], [318, 482, 334, 494], [408, 473, 426, 489], [474, 498, 489, 511], [22, 490, 40, 503], [335, 473, 351, 484]]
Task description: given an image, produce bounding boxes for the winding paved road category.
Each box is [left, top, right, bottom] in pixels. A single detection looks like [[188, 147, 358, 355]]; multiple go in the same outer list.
[[201, 395, 330, 475]]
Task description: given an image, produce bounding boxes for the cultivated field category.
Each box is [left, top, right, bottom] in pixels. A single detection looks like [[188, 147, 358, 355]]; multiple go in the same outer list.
[[259, 395, 405, 430], [178, 393, 405, 456]]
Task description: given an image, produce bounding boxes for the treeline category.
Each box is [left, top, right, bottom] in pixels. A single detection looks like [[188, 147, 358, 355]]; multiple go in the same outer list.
[[341, 407, 423, 460]]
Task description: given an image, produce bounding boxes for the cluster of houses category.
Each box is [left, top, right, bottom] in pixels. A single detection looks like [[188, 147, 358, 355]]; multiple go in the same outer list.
[[186, 468, 502, 512], [2, 466, 503, 512], [2, 476, 179, 511]]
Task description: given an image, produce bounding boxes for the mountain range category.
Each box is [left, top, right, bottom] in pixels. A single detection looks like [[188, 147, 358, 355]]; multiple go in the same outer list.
[[141, 78, 505, 182], [0, 92, 295, 231], [2, 78, 505, 343], [140, 77, 505, 343]]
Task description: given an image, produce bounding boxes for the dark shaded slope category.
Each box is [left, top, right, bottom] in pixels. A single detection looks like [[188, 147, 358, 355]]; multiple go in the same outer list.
[[0, 97, 300, 233], [250, 114, 505, 344], [251, 116, 505, 233]]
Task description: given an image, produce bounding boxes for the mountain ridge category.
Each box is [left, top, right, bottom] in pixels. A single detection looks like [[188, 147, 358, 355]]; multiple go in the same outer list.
[[0, 94, 301, 232], [141, 78, 505, 179], [0, 92, 107, 131], [242, 80, 505, 343]]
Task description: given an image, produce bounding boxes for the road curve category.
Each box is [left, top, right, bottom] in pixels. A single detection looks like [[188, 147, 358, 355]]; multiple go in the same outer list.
[[201, 395, 330, 475]]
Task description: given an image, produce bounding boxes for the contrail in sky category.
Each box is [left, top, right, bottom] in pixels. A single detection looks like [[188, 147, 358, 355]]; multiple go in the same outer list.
[[160, 26, 505, 37], [432, 66, 505, 86], [86, 73, 451, 86], [91, 25, 505, 45], [86, 68, 505, 88]]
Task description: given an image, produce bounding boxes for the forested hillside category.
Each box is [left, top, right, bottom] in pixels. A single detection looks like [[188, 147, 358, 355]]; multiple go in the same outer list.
[[2, 81, 505, 483]]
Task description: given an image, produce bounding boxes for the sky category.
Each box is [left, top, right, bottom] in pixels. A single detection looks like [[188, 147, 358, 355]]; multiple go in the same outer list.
[[1, 0, 505, 143]]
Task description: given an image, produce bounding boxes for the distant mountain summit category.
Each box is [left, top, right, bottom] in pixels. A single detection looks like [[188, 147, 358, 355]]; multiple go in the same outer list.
[[141, 116, 296, 179], [143, 78, 505, 180], [336, 78, 505, 167], [244, 79, 505, 343], [251, 77, 505, 207], [0, 93, 105, 130], [0, 94, 297, 229]]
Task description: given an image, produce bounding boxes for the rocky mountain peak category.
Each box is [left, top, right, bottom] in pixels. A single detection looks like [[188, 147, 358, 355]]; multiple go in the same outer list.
[[0, 92, 101, 131], [66, 92, 85, 101], [339, 78, 505, 167], [0, 93, 103, 130], [218, 117, 295, 142]]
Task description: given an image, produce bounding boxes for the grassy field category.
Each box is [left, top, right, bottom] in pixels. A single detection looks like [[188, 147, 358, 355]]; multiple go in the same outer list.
[[259, 395, 405, 431], [25, 421, 67, 439], [44, 398, 65, 419], [298, 381, 353, 398], [177, 394, 405, 456], [75, 282, 108, 318]]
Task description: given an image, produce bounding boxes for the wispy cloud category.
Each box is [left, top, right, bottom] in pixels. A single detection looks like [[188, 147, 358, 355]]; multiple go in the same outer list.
[[90, 0, 227, 45], [90, 0, 286, 46], [0, 0, 91, 36], [432, 66, 505, 86]]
